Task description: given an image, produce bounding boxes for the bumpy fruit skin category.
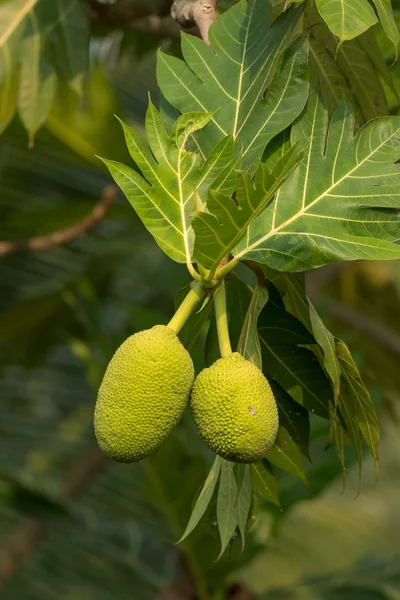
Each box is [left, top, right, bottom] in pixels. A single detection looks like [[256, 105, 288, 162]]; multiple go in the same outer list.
[[190, 353, 278, 463], [94, 325, 194, 462]]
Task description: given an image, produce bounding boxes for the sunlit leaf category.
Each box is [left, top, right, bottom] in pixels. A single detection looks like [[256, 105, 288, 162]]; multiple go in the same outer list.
[[101, 107, 237, 264], [315, 0, 378, 42], [179, 455, 222, 543], [193, 145, 302, 273], [234, 90, 400, 271], [157, 0, 308, 171]]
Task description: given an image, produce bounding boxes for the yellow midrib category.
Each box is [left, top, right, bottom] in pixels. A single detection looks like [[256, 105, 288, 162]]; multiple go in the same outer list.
[[0, 0, 39, 48]]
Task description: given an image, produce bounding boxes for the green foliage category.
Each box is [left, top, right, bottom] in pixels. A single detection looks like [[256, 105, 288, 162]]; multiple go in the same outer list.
[[0, 0, 89, 141], [2, 0, 400, 594]]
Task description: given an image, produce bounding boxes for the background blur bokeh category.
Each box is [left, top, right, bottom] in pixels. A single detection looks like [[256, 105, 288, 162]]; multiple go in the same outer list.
[[2, 2, 400, 599]]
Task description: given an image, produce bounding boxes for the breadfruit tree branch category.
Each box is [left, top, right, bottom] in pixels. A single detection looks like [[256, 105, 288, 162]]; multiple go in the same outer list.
[[0, 185, 117, 258], [171, 0, 218, 44]]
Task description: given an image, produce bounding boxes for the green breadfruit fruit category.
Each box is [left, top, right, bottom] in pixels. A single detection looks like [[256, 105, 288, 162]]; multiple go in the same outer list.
[[190, 353, 278, 463], [94, 325, 194, 462]]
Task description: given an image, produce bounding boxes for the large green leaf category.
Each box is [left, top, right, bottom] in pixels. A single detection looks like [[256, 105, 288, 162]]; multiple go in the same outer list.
[[315, 0, 378, 42], [101, 107, 237, 264], [192, 145, 302, 273], [234, 91, 400, 271], [157, 0, 308, 171]]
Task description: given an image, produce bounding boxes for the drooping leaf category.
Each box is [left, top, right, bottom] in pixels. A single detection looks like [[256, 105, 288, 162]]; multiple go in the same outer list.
[[235, 464, 252, 550], [0, 0, 89, 139], [251, 462, 280, 508], [192, 145, 302, 273], [50, 0, 89, 95], [315, 0, 378, 42], [258, 282, 333, 418], [18, 8, 56, 144], [371, 0, 400, 58], [101, 107, 237, 264], [234, 90, 400, 271], [217, 460, 238, 559], [157, 0, 309, 171], [271, 380, 310, 459], [263, 270, 341, 403], [336, 339, 380, 471], [237, 284, 269, 369], [179, 456, 222, 543], [267, 427, 308, 484]]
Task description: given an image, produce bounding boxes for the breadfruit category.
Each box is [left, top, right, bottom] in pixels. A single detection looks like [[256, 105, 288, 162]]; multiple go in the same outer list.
[[190, 353, 278, 463], [94, 325, 194, 462]]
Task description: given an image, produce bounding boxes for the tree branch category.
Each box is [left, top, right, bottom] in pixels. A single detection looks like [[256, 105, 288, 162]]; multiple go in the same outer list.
[[0, 185, 117, 258], [171, 0, 218, 45]]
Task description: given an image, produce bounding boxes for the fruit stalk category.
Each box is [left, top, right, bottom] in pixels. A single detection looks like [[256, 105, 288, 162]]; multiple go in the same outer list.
[[213, 280, 232, 358], [168, 281, 207, 334]]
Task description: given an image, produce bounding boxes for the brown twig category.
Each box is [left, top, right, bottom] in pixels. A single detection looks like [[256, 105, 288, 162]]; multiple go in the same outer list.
[[171, 0, 218, 45], [0, 185, 117, 258]]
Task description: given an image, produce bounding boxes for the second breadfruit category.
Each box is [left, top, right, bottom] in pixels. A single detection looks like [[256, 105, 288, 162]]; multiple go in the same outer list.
[[191, 353, 278, 463], [94, 325, 194, 463]]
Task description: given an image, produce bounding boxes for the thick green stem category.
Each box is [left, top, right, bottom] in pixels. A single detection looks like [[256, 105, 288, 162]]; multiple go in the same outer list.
[[213, 280, 232, 358], [168, 281, 207, 334], [215, 256, 240, 281]]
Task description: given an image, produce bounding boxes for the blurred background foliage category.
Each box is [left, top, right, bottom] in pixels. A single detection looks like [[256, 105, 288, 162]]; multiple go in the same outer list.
[[1, 1, 400, 599]]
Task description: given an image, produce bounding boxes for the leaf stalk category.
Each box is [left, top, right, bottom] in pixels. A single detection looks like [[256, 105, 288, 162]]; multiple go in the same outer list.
[[168, 281, 207, 334], [213, 280, 232, 357]]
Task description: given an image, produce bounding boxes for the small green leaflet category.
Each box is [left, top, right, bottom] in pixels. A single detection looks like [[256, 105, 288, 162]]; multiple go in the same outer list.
[[237, 284, 269, 370], [316, 0, 378, 42], [371, 0, 400, 59], [234, 90, 400, 272], [235, 465, 252, 550], [179, 455, 222, 543], [267, 427, 307, 484], [251, 462, 280, 508], [101, 106, 237, 264], [192, 146, 302, 273], [336, 339, 380, 472], [157, 0, 308, 171], [217, 460, 238, 559]]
